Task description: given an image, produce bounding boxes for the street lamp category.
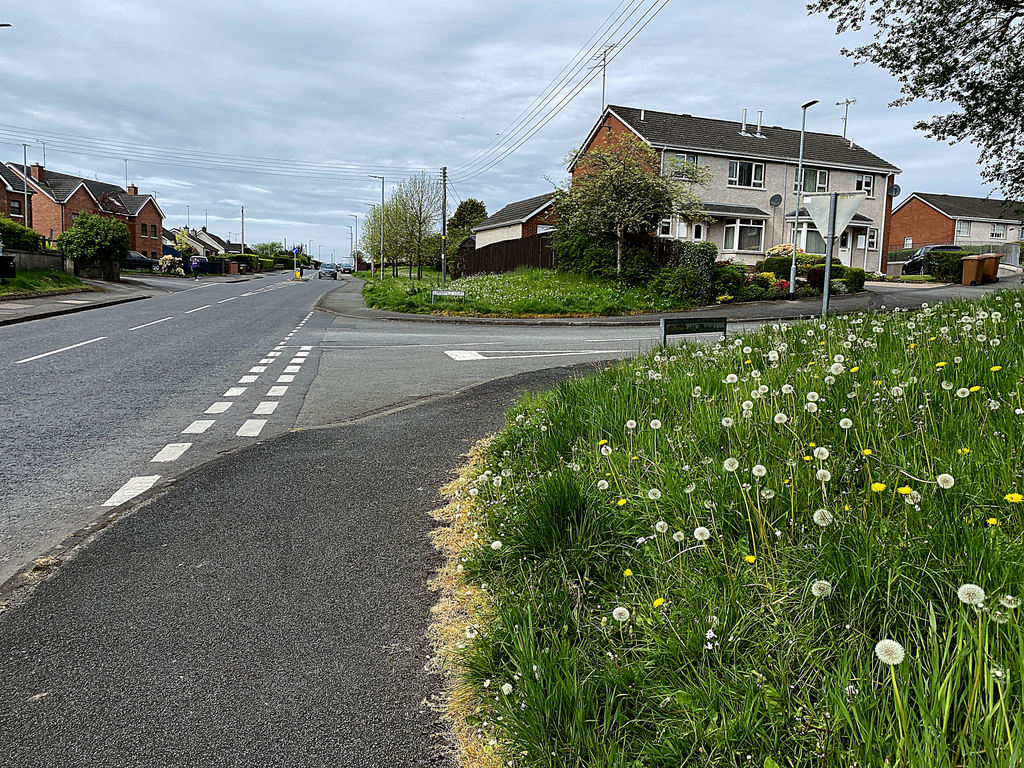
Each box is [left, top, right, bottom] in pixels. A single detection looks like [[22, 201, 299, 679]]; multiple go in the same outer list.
[[345, 225, 353, 257], [369, 175, 384, 278], [352, 213, 358, 266], [363, 201, 379, 277], [789, 99, 819, 300]]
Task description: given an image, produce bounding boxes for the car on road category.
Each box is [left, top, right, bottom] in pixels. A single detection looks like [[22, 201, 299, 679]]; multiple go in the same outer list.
[[120, 251, 159, 272], [901, 244, 960, 276], [318, 262, 339, 279], [338, 256, 356, 274]]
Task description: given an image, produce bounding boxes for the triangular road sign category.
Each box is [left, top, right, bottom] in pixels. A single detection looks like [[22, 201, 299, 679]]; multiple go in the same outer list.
[[802, 191, 866, 236]]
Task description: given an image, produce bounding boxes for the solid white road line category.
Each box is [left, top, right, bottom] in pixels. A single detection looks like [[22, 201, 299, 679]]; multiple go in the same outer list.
[[237, 419, 267, 437], [58, 299, 91, 304], [276, 374, 295, 383], [224, 387, 247, 397], [253, 401, 279, 415], [445, 349, 630, 362], [284, 365, 302, 373], [249, 366, 267, 373], [151, 443, 192, 462], [205, 402, 233, 414], [15, 337, 107, 364], [218, 297, 238, 303], [102, 475, 161, 507], [183, 419, 215, 434], [267, 386, 289, 396], [129, 317, 173, 331], [184, 305, 211, 314], [238, 375, 259, 384], [300, 346, 312, 351]]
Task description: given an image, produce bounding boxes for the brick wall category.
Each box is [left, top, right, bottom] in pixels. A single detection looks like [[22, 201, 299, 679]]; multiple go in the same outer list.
[[2, 189, 31, 225], [132, 200, 163, 259], [571, 112, 637, 180], [890, 197, 954, 253], [521, 206, 556, 238]]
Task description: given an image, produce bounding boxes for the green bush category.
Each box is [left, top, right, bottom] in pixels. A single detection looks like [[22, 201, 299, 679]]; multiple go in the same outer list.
[[710, 262, 746, 295], [932, 251, 970, 281], [56, 213, 129, 263], [649, 240, 718, 305], [806, 265, 827, 291], [0, 214, 44, 252], [844, 267, 867, 292], [761, 255, 792, 280], [888, 248, 919, 261], [258, 257, 274, 271]]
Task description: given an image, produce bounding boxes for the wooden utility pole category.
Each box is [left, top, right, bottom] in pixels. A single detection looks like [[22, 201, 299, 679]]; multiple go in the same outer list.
[[441, 166, 448, 284]]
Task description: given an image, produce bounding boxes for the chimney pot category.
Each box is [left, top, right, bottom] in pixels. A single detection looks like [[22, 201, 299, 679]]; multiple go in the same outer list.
[[640, 109, 645, 121], [756, 110, 763, 136], [740, 108, 748, 134], [127, 184, 138, 195]]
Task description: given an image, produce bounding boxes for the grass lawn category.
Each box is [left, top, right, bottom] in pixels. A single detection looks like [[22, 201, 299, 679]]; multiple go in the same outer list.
[[440, 289, 1024, 766], [362, 267, 692, 317], [0, 269, 88, 296]]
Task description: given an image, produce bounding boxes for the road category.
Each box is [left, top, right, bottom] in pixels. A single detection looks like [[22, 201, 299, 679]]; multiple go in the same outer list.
[[0, 275, 663, 587]]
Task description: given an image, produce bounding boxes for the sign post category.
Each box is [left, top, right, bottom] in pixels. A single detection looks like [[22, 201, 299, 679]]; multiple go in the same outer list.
[[802, 191, 866, 317], [292, 246, 299, 279]]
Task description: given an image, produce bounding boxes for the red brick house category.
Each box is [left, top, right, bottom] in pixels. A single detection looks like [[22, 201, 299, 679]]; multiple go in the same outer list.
[[5, 163, 165, 257], [0, 163, 34, 227], [890, 193, 1022, 261], [471, 192, 555, 248]]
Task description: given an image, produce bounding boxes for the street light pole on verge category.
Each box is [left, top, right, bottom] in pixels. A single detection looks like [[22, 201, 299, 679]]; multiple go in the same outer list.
[[789, 99, 818, 301], [368, 175, 384, 279], [352, 214, 358, 267]]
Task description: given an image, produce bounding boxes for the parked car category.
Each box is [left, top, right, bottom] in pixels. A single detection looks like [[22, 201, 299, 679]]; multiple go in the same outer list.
[[318, 263, 339, 279], [338, 256, 356, 274], [901, 244, 960, 275], [121, 251, 159, 272]]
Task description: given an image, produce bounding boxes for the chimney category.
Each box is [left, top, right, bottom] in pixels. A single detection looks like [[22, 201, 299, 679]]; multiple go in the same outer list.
[[740, 108, 748, 134], [30, 162, 44, 181], [640, 109, 645, 121], [756, 110, 764, 137], [127, 184, 138, 195]]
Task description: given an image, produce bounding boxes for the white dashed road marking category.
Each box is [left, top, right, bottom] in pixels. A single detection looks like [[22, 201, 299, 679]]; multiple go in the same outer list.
[[15, 337, 107, 364], [253, 401, 279, 415], [102, 476, 161, 507], [249, 366, 267, 373], [224, 387, 247, 397], [151, 443, 192, 462], [218, 297, 238, 303], [185, 305, 211, 314], [237, 419, 267, 437], [267, 386, 288, 396], [445, 350, 486, 361], [276, 375, 295, 383], [284, 365, 302, 373], [129, 317, 173, 331], [183, 420, 215, 434], [238, 375, 259, 384], [300, 346, 312, 351], [205, 402, 233, 414]]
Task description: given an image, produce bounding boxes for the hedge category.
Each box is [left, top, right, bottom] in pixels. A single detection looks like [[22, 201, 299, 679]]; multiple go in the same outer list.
[[0, 215, 44, 252]]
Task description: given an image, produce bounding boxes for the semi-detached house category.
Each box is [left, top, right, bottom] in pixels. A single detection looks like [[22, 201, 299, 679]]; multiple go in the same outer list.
[[574, 106, 902, 271], [891, 193, 1022, 264]]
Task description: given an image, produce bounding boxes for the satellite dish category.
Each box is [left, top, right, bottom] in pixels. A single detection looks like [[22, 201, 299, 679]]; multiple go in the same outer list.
[[769, 194, 783, 207], [888, 184, 901, 198]]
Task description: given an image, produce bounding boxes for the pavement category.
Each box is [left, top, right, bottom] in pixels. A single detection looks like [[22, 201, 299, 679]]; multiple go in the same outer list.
[[0, 364, 594, 768]]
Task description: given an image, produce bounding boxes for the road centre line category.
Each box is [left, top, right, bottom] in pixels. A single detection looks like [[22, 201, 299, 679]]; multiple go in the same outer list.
[[218, 297, 238, 304], [129, 317, 173, 331], [584, 336, 652, 342], [151, 443, 192, 462], [102, 475, 161, 507], [185, 305, 211, 314], [237, 419, 267, 437], [183, 420, 215, 434], [15, 337, 107, 364]]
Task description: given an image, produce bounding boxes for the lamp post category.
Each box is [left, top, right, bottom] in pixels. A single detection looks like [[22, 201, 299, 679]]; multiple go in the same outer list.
[[352, 214, 358, 268], [345, 225, 353, 257], [368, 175, 384, 278], [789, 99, 818, 301]]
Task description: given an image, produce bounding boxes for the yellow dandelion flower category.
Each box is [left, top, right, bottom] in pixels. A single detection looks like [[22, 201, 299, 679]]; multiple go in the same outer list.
[[871, 482, 887, 492], [850, 366, 860, 372], [631, 455, 639, 461], [987, 518, 999, 526], [617, 498, 628, 506], [862, 449, 873, 456], [909, 343, 916, 349], [803, 455, 812, 462], [990, 365, 1002, 372], [623, 568, 633, 576], [936, 362, 947, 367], [897, 486, 912, 495], [744, 555, 757, 564], [970, 386, 981, 392], [957, 448, 970, 455], [653, 598, 665, 608], [1005, 493, 1023, 503], [783, 478, 791, 485], [598, 439, 608, 445], [809, 442, 817, 448], [809, 361, 817, 366], [874, 380, 883, 386], [929, 336, 936, 341]]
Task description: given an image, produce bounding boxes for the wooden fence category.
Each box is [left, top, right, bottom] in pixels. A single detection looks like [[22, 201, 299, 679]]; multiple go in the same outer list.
[[455, 234, 556, 278]]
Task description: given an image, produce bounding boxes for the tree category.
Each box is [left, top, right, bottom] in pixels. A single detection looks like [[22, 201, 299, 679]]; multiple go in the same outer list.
[[174, 230, 198, 261], [809, 0, 1024, 203], [58, 213, 130, 264], [361, 172, 444, 279], [448, 198, 488, 230], [554, 133, 712, 275]]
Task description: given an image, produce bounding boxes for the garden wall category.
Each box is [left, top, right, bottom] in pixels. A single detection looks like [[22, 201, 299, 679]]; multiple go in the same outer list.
[[7, 249, 74, 275]]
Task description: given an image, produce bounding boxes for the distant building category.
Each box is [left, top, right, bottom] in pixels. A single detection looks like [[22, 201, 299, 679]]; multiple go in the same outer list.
[[891, 193, 1022, 257], [0, 164, 35, 227], [572, 105, 902, 270], [6, 163, 164, 258], [471, 192, 555, 248]]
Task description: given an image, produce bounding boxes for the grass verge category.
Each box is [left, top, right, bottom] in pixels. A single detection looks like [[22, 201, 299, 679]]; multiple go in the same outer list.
[[362, 268, 692, 317], [0, 269, 88, 296], [447, 289, 1024, 766]]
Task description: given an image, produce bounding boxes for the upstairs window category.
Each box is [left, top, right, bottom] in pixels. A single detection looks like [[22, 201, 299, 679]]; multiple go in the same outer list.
[[669, 152, 699, 179], [151, 224, 158, 237], [794, 167, 829, 193], [856, 174, 874, 197], [955, 220, 970, 238], [991, 223, 1006, 239], [10, 199, 21, 217], [140, 225, 148, 238], [728, 160, 765, 188]]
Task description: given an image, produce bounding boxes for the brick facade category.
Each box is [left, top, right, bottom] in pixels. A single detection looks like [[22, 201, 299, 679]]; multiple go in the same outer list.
[[133, 199, 164, 259], [2, 188, 31, 225], [889, 197, 954, 252], [572, 112, 637, 180]]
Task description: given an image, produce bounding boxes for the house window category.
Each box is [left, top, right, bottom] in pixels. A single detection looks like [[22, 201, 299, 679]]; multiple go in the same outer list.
[[728, 160, 765, 189], [72, 213, 80, 224], [990, 223, 1006, 239], [675, 220, 687, 239], [10, 199, 21, 217], [805, 227, 827, 255], [904, 236, 913, 249], [856, 174, 874, 197], [867, 228, 878, 250], [794, 167, 829, 193], [140, 225, 148, 238], [659, 219, 671, 237], [151, 224, 158, 237], [724, 219, 764, 251], [692, 223, 704, 241], [670, 153, 699, 178], [956, 220, 970, 238]]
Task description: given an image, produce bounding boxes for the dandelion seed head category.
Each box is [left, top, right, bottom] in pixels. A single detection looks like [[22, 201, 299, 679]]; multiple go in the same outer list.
[[813, 508, 834, 527], [612, 606, 630, 622], [811, 580, 833, 598], [723, 458, 739, 472], [752, 464, 767, 478], [654, 520, 668, 533], [874, 639, 905, 666], [937, 473, 955, 489], [957, 583, 985, 605], [694, 526, 711, 541]]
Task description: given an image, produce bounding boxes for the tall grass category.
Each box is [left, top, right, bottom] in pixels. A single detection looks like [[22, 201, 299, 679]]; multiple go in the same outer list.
[[449, 290, 1024, 766]]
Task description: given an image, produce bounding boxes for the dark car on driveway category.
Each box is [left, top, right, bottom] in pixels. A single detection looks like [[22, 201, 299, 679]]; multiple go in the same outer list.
[[318, 262, 339, 279], [120, 251, 159, 272], [901, 244, 960, 276]]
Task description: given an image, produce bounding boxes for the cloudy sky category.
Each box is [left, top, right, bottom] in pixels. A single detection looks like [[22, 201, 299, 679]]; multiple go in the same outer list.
[[0, 0, 989, 256]]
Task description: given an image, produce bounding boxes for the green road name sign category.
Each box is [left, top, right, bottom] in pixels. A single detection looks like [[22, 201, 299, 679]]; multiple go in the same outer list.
[[660, 317, 727, 345]]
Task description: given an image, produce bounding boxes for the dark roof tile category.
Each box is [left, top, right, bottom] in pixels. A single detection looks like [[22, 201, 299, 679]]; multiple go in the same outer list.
[[912, 192, 1024, 222], [473, 192, 555, 232]]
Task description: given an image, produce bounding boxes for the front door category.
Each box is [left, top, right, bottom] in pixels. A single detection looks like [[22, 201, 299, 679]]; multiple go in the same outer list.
[[838, 230, 851, 266]]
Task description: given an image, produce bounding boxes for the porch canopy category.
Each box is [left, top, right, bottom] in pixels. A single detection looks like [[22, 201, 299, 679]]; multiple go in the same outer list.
[[701, 202, 771, 219]]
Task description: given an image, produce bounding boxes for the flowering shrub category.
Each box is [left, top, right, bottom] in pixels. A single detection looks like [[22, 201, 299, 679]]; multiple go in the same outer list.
[[448, 290, 1024, 766]]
